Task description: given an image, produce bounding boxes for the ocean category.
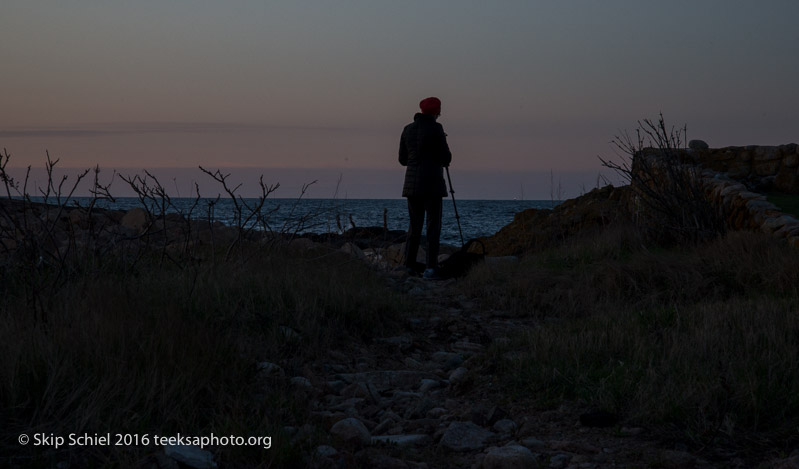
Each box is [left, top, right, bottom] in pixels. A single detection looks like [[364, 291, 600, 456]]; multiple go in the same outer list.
[[58, 198, 560, 246]]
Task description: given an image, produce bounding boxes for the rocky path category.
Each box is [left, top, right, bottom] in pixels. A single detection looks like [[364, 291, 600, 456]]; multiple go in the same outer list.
[[288, 272, 741, 469]]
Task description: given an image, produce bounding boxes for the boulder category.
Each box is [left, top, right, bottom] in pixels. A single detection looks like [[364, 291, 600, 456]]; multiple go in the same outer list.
[[492, 418, 517, 435], [688, 139, 709, 150], [330, 418, 371, 447], [483, 444, 538, 469], [475, 185, 632, 256], [439, 421, 494, 452], [163, 445, 217, 469], [120, 208, 150, 234]]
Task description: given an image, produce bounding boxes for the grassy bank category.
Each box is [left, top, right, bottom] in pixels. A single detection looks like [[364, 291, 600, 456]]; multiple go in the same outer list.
[[460, 226, 799, 453], [1, 242, 412, 467]]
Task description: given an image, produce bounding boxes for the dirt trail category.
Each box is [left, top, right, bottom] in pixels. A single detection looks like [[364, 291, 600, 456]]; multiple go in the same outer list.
[[293, 272, 752, 469]]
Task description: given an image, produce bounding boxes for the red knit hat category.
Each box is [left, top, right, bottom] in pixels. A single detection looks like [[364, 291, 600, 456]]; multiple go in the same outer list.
[[419, 97, 441, 115]]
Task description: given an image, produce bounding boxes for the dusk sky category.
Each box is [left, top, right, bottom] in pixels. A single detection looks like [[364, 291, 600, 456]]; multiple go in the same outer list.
[[2, 1, 798, 199]]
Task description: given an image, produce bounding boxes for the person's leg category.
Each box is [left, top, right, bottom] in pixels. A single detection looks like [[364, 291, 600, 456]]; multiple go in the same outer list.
[[424, 197, 443, 269], [404, 197, 425, 268]]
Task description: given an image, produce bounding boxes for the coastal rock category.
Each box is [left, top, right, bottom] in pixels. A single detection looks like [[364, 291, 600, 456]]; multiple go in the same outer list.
[[330, 418, 371, 447], [431, 351, 463, 371], [448, 367, 468, 385], [290, 376, 313, 390], [439, 421, 495, 452], [120, 208, 149, 234], [371, 434, 432, 448], [314, 445, 338, 458], [354, 448, 413, 469], [482, 444, 537, 469], [336, 370, 440, 391], [548, 453, 571, 468], [475, 185, 632, 256], [492, 418, 517, 435], [164, 444, 217, 469]]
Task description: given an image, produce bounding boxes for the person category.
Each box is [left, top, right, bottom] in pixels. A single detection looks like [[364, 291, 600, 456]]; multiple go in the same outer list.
[[399, 97, 452, 279]]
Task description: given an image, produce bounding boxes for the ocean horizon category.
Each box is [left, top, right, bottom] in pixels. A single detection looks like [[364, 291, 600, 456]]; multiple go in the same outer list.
[[33, 197, 561, 245]]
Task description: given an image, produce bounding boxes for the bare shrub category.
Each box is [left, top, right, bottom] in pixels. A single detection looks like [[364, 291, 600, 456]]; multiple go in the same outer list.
[[599, 114, 725, 244]]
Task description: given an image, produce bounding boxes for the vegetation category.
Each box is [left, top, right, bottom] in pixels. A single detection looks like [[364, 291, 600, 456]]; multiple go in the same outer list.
[[4, 140, 799, 466], [0, 151, 414, 467], [0, 238, 411, 467], [599, 114, 726, 245], [459, 225, 799, 453]]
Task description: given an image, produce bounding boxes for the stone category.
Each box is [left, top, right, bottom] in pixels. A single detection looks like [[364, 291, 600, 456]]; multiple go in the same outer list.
[[163, 445, 217, 469], [439, 421, 495, 452], [418, 379, 441, 393], [336, 370, 440, 391], [330, 418, 371, 447], [448, 367, 468, 385], [735, 191, 765, 201], [761, 217, 791, 235], [371, 434, 432, 448], [404, 357, 422, 369], [325, 380, 347, 394], [451, 341, 484, 354], [471, 405, 508, 427], [314, 445, 338, 458], [290, 376, 313, 389], [493, 419, 517, 435], [483, 444, 538, 469], [354, 448, 411, 469], [753, 146, 782, 176], [520, 437, 547, 451], [619, 426, 644, 436], [431, 351, 464, 371], [688, 140, 709, 150], [372, 419, 396, 435], [657, 449, 696, 468], [120, 208, 149, 234], [405, 397, 436, 420], [719, 184, 746, 197], [548, 453, 571, 469], [746, 199, 778, 212]]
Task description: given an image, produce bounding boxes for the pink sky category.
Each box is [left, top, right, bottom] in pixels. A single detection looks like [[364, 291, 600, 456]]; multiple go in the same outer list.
[[2, 1, 798, 198]]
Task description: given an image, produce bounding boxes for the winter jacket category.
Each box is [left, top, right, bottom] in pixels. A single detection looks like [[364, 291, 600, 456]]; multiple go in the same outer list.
[[399, 113, 452, 198]]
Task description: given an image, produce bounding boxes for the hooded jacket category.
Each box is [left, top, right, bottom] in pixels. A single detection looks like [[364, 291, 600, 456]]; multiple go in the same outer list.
[[399, 113, 452, 198]]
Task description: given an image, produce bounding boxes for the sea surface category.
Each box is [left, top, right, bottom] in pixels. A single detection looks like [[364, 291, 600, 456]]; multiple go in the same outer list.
[[53, 198, 561, 246]]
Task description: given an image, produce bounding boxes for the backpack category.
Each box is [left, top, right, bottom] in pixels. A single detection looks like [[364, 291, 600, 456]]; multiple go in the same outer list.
[[437, 239, 486, 279]]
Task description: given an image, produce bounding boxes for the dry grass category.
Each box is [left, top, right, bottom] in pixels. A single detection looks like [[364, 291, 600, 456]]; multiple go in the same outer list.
[[1, 243, 411, 467], [460, 227, 799, 452]]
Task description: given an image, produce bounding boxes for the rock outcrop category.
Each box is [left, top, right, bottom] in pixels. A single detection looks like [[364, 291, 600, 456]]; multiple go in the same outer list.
[[473, 185, 632, 256]]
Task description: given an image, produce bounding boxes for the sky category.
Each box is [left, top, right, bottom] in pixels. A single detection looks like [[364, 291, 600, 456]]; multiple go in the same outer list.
[[1, 1, 798, 199]]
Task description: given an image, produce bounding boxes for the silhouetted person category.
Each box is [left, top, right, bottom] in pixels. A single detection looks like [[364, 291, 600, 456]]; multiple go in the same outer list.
[[399, 97, 452, 279]]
